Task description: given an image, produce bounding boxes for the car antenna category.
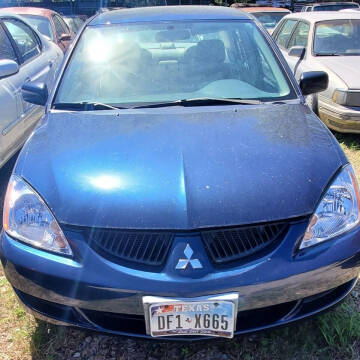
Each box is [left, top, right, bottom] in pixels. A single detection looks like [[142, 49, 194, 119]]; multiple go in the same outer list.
[[294, 47, 306, 77]]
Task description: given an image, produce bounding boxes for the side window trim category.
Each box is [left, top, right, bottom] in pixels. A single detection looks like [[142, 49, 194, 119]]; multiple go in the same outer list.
[[51, 14, 58, 37], [3, 18, 42, 66]]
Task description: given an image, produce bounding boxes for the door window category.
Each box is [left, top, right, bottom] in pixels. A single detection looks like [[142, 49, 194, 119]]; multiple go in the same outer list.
[[53, 15, 69, 38], [288, 21, 310, 49], [57, 15, 71, 34], [3, 19, 41, 63], [275, 19, 297, 49], [0, 25, 18, 63]]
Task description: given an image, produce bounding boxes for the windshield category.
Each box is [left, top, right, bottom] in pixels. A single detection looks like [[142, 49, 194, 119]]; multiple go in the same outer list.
[[54, 20, 295, 107], [314, 19, 360, 55], [22, 14, 53, 40], [253, 12, 289, 29], [314, 3, 359, 11]]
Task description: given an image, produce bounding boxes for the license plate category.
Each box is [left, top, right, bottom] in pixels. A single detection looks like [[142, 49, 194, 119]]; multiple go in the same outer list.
[[143, 293, 238, 338]]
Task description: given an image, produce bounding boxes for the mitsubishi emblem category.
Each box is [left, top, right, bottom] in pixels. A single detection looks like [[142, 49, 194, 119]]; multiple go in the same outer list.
[[175, 244, 203, 270]]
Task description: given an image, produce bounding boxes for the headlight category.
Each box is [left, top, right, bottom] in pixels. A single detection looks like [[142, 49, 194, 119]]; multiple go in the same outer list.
[[3, 175, 72, 255], [301, 165, 360, 249], [332, 89, 360, 107]]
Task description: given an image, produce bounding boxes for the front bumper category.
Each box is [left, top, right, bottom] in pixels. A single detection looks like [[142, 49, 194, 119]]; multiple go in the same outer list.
[[319, 99, 360, 133], [1, 219, 360, 340]]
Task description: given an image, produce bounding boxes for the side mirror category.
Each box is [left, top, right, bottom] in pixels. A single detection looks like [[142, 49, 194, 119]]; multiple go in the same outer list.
[[288, 46, 306, 58], [22, 81, 48, 106], [59, 33, 71, 42], [299, 71, 328, 96], [0, 59, 19, 78]]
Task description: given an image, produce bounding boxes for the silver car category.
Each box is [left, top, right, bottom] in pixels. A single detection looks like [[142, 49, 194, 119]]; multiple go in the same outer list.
[[0, 12, 63, 168], [273, 11, 360, 133], [301, 2, 360, 11]]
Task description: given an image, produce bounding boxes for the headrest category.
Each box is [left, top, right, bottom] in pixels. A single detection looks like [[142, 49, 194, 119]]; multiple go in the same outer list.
[[185, 39, 226, 64]]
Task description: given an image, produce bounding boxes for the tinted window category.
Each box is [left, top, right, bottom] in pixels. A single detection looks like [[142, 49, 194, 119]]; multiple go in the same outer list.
[[53, 15, 67, 37], [3, 19, 41, 62], [288, 21, 310, 48], [314, 3, 359, 10], [0, 25, 17, 62], [22, 14, 54, 40], [57, 15, 71, 34], [275, 19, 297, 48], [55, 21, 296, 106]]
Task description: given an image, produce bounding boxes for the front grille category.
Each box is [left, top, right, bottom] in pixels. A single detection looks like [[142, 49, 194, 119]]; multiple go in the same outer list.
[[87, 229, 173, 267], [201, 222, 288, 264], [77, 220, 290, 269]]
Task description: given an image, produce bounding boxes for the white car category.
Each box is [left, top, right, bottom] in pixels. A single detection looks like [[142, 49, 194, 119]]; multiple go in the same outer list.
[[340, 8, 360, 11], [0, 12, 63, 168], [273, 11, 360, 133]]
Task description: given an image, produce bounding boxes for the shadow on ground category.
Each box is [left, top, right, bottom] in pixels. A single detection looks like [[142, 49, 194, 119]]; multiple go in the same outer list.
[[334, 132, 360, 151]]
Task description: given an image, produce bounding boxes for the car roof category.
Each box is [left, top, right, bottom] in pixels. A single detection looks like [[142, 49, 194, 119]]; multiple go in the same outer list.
[[0, 7, 57, 17], [241, 7, 291, 12], [283, 10, 360, 22], [90, 6, 251, 26]]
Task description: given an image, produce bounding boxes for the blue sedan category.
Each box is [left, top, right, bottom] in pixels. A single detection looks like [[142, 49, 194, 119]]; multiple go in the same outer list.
[[1, 6, 360, 340]]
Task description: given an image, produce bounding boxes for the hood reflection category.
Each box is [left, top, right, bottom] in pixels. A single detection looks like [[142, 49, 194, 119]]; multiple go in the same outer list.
[[87, 174, 129, 191]]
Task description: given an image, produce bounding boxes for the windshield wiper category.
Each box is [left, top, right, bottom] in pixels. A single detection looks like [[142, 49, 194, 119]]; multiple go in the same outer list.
[[131, 97, 262, 109], [52, 102, 127, 111]]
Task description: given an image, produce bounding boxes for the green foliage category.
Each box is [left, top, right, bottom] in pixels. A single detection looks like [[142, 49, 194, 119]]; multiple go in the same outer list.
[[319, 301, 360, 351]]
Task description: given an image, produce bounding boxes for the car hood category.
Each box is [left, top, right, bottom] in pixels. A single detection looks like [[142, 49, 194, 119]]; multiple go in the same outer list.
[[15, 104, 345, 229], [319, 56, 360, 89]]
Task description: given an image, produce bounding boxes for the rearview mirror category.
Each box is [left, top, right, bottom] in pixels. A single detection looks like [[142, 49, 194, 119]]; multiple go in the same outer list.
[[288, 46, 306, 58], [59, 33, 71, 42], [155, 30, 191, 42], [0, 59, 19, 78], [299, 71, 328, 96], [22, 81, 48, 106]]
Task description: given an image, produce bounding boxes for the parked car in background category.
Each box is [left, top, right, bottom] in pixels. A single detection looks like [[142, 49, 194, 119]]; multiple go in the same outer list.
[[273, 11, 360, 133], [301, 2, 359, 11], [63, 15, 85, 34], [0, 7, 74, 53], [240, 7, 291, 33], [0, 11, 63, 168], [3, 6, 360, 341]]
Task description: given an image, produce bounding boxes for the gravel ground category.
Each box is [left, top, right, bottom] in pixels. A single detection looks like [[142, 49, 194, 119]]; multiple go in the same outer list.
[[46, 329, 244, 360]]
